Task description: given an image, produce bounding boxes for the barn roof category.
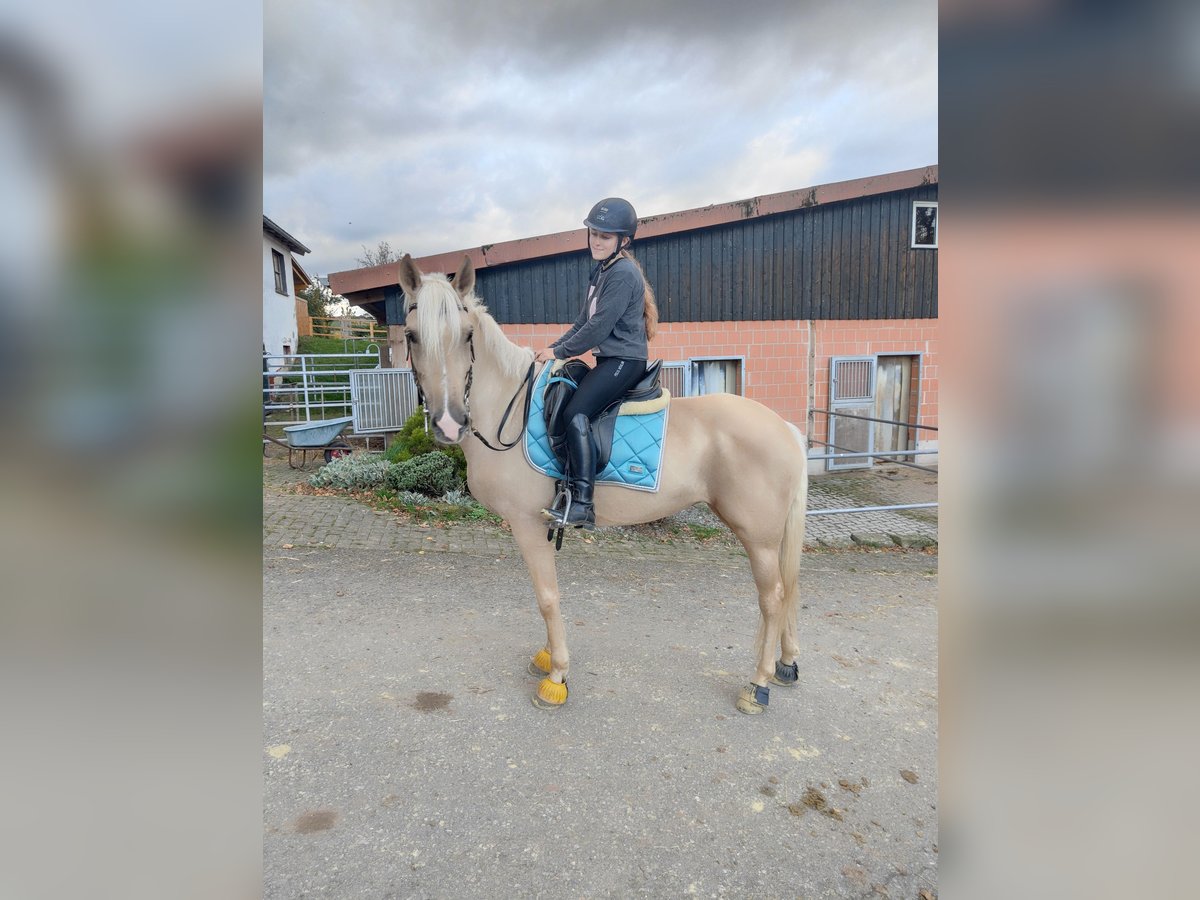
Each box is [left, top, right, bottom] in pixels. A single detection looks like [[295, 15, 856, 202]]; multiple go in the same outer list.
[[330, 165, 936, 298]]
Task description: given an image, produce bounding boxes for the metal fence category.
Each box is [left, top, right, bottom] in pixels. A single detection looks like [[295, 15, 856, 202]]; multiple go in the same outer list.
[[262, 349, 382, 428], [805, 408, 938, 518]]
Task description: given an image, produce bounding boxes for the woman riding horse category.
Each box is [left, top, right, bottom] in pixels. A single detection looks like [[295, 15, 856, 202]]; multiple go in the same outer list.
[[534, 198, 659, 530], [397, 248, 807, 714]]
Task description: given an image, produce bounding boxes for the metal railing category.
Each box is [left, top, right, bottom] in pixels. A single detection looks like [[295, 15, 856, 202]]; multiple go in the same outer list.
[[805, 407, 938, 518], [262, 349, 382, 428]]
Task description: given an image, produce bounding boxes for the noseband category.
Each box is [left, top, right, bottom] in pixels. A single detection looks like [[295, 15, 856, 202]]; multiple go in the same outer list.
[[405, 302, 535, 452]]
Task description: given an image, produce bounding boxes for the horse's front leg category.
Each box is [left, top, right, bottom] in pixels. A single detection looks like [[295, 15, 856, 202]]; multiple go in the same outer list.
[[510, 516, 570, 709]]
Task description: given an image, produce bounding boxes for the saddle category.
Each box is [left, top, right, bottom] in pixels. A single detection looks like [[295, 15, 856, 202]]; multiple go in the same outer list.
[[543, 359, 666, 474]]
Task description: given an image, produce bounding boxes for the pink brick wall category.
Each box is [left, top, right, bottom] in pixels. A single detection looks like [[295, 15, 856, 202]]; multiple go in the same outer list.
[[498, 319, 939, 447]]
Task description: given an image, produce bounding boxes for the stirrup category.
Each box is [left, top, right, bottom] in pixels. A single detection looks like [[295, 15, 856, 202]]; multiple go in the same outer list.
[[541, 485, 570, 523], [541, 489, 593, 531]]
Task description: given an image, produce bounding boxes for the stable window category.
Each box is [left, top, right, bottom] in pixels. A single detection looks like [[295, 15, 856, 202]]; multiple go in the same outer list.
[[689, 357, 743, 396], [657, 358, 744, 397], [911, 201, 938, 249], [272, 248, 288, 294], [660, 362, 687, 399]]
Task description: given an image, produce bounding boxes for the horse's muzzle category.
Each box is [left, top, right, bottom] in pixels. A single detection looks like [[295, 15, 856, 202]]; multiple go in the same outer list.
[[431, 407, 467, 445]]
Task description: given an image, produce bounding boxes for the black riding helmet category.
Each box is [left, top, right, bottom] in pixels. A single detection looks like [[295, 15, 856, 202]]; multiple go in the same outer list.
[[584, 197, 637, 238], [584, 198, 637, 266]]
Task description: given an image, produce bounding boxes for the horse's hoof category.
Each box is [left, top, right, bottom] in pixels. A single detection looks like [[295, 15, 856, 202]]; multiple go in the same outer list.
[[532, 677, 568, 709], [528, 648, 552, 677], [735, 682, 770, 715], [770, 660, 799, 686]]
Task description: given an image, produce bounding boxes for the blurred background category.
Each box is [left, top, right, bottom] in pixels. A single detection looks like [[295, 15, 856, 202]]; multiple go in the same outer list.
[[1, 0, 1197, 896], [941, 1, 1200, 897], [0, 2, 261, 898]]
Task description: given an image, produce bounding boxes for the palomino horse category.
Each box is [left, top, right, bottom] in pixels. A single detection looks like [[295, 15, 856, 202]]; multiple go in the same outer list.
[[397, 254, 808, 715]]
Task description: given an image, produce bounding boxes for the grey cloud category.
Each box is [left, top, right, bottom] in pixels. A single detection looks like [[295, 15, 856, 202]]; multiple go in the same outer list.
[[265, 0, 936, 274]]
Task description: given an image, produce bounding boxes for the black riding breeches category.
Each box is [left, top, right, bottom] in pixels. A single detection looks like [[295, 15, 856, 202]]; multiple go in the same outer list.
[[562, 356, 647, 425]]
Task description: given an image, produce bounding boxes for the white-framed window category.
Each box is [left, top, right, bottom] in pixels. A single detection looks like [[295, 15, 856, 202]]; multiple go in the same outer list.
[[911, 201, 938, 249], [659, 358, 745, 397], [691, 357, 743, 396]]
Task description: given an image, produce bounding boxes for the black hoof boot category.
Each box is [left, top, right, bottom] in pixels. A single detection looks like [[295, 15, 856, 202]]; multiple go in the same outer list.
[[771, 660, 799, 686]]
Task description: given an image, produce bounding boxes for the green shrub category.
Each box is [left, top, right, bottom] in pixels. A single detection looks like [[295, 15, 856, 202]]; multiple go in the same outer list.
[[308, 453, 394, 490], [385, 409, 468, 483], [385, 451, 461, 497]]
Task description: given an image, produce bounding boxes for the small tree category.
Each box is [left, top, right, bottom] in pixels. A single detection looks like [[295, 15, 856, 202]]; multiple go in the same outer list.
[[300, 281, 330, 318], [300, 279, 351, 318], [357, 240, 403, 268]]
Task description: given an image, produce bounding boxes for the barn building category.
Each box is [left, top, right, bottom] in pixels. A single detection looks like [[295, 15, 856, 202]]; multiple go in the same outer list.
[[330, 166, 938, 471]]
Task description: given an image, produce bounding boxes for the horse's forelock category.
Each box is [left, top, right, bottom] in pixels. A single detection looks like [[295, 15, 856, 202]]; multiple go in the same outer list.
[[412, 274, 475, 365]]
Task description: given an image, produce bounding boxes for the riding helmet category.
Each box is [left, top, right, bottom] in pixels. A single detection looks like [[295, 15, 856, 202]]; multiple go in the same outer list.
[[584, 198, 637, 238]]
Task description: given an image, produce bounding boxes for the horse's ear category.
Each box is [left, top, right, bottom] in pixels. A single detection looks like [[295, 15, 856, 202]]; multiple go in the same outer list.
[[398, 253, 422, 297], [453, 255, 475, 299]]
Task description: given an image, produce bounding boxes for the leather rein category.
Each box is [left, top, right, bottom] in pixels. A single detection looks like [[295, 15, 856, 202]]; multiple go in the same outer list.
[[405, 302, 536, 452]]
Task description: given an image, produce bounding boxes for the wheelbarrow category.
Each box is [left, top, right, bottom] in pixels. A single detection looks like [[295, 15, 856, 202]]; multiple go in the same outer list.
[[264, 416, 355, 469]]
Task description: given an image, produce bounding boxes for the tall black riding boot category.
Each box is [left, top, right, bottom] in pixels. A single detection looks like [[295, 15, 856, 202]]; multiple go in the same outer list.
[[561, 413, 596, 530]]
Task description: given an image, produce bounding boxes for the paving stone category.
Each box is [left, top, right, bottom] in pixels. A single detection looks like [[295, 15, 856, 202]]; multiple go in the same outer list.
[[850, 532, 895, 549], [262, 453, 938, 559], [889, 533, 938, 549], [816, 536, 856, 550]]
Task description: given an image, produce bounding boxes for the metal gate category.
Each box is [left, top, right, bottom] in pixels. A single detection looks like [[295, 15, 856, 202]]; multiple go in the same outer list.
[[828, 356, 876, 470], [262, 349, 381, 427], [349, 369, 419, 433]]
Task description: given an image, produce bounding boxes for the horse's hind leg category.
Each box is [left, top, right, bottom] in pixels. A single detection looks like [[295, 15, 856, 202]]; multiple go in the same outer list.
[[777, 612, 800, 680], [510, 517, 570, 709], [736, 543, 787, 715]]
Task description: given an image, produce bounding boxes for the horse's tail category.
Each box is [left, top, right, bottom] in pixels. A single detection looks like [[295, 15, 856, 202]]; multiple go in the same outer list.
[[779, 424, 809, 623]]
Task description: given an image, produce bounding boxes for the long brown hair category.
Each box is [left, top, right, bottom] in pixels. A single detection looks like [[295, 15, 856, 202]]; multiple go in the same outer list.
[[620, 248, 659, 342]]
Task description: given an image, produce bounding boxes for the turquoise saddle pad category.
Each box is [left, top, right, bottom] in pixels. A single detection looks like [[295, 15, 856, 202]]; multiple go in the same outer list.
[[523, 363, 669, 493]]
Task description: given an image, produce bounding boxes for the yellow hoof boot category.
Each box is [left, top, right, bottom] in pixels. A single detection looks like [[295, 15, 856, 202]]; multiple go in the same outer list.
[[532, 677, 568, 710], [736, 682, 770, 715], [528, 648, 552, 677]]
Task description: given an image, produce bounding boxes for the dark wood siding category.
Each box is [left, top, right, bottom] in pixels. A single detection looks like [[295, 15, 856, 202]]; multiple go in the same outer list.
[[465, 184, 936, 325]]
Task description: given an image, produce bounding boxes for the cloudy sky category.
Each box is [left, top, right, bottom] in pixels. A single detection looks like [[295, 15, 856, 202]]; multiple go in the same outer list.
[[264, 0, 937, 278]]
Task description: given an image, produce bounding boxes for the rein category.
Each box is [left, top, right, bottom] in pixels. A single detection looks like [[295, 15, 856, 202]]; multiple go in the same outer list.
[[406, 303, 536, 453], [466, 341, 536, 452]]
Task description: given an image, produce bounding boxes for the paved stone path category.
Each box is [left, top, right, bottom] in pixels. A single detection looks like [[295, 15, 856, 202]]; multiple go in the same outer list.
[[263, 451, 937, 559], [805, 469, 939, 547]]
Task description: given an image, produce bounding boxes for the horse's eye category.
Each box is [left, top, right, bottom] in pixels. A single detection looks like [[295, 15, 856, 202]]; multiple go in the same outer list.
[[405, 331, 418, 345]]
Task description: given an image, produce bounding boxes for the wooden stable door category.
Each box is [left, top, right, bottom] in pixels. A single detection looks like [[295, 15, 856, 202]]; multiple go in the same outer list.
[[874, 355, 919, 459], [828, 355, 919, 469]]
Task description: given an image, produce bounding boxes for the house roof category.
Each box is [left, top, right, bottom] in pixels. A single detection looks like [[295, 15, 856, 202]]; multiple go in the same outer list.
[[263, 215, 311, 255], [330, 165, 937, 298], [291, 257, 313, 289]]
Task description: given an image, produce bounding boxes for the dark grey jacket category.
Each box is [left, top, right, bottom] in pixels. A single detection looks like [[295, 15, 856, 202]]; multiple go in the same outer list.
[[551, 257, 648, 360]]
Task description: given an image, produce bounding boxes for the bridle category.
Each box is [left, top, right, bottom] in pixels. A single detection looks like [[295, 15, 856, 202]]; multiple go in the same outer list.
[[405, 302, 536, 452]]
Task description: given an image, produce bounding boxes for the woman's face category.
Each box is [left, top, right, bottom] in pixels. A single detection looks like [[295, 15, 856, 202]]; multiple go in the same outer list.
[[588, 228, 620, 260]]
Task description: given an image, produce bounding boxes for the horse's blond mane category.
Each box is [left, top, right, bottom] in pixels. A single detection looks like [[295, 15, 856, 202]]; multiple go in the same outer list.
[[412, 274, 532, 382]]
